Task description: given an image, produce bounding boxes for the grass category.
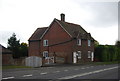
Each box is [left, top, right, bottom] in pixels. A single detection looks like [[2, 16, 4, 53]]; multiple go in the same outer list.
[[2, 61, 119, 69], [75, 61, 119, 66], [2, 65, 32, 70], [90, 61, 118, 65]]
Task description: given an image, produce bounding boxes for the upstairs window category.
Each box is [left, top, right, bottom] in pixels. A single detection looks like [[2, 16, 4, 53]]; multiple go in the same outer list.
[[77, 39, 81, 46], [43, 40, 48, 46], [43, 51, 48, 58], [77, 51, 81, 59], [88, 40, 91, 46], [88, 51, 91, 58]]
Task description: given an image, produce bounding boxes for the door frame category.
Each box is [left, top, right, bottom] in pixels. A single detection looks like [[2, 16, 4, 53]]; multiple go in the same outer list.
[[73, 52, 77, 63]]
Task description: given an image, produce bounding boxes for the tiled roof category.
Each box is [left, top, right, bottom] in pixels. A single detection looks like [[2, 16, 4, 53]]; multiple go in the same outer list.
[[29, 27, 48, 41], [55, 19, 94, 40], [56, 19, 87, 36], [29, 19, 94, 41]]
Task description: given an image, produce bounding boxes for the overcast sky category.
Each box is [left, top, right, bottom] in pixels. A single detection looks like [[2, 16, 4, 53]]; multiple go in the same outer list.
[[0, 0, 119, 47]]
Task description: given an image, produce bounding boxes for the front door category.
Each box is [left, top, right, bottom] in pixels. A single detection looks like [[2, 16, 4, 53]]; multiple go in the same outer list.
[[73, 52, 77, 63], [91, 52, 94, 61]]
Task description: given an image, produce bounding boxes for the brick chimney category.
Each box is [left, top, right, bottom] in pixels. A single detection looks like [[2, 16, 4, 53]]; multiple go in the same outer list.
[[60, 13, 65, 22]]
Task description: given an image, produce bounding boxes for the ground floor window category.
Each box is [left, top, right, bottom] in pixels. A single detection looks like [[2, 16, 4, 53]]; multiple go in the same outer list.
[[43, 51, 48, 58], [88, 51, 91, 58]]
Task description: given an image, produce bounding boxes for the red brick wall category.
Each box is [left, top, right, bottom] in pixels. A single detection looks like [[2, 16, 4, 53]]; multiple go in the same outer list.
[[41, 21, 71, 46], [40, 21, 73, 63], [71, 39, 94, 63], [2, 54, 13, 65], [29, 21, 95, 64], [29, 41, 41, 57]]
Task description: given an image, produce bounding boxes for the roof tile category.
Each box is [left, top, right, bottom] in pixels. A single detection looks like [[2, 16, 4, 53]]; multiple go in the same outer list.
[[29, 27, 48, 41]]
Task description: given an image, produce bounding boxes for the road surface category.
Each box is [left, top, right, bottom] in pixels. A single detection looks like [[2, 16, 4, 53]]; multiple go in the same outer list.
[[2, 64, 119, 80]]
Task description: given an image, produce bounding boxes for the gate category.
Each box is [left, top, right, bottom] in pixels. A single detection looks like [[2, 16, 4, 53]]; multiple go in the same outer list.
[[25, 56, 42, 67], [45, 57, 54, 64]]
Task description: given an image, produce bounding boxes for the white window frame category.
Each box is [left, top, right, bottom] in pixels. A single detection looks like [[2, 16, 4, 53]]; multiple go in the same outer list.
[[88, 40, 91, 46], [77, 39, 81, 46], [43, 51, 48, 58], [88, 51, 91, 58], [43, 40, 48, 46], [77, 51, 81, 59]]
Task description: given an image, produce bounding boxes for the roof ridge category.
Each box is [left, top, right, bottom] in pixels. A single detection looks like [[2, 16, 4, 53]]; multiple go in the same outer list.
[[37, 27, 48, 29], [55, 18, 89, 38], [55, 19, 81, 27]]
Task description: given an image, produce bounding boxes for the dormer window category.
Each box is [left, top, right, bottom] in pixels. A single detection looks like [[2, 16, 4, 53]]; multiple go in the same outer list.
[[77, 39, 81, 46], [43, 40, 48, 46]]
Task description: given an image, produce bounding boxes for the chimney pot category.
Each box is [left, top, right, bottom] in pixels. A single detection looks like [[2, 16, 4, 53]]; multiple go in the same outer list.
[[60, 13, 65, 22]]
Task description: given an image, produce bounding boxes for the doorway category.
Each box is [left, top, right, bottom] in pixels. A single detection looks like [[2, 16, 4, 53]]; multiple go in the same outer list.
[[73, 52, 77, 63]]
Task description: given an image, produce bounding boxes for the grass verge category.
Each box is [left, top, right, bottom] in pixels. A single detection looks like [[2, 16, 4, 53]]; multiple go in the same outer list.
[[2, 65, 31, 70], [91, 61, 118, 65]]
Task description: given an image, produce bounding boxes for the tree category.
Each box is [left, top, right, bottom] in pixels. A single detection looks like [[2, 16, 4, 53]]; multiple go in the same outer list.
[[115, 40, 120, 61], [19, 42, 28, 57], [115, 40, 120, 48], [7, 33, 20, 58], [95, 44, 120, 62], [94, 40, 99, 47], [101, 48, 108, 62]]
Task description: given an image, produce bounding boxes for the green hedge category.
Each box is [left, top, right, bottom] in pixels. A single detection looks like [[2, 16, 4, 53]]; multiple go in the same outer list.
[[94, 45, 120, 62]]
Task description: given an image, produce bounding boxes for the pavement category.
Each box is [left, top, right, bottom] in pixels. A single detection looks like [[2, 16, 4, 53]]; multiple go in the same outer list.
[[2, 63, 119, 81]]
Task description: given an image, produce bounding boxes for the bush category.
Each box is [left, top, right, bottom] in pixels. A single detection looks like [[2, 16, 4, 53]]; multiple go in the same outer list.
[[95, 45, 120, 62]]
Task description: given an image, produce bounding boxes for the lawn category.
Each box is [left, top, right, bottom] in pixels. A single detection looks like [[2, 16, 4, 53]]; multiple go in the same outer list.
[[91, 61, 119, 65], [2, 65, 31, 70], [75, 61, 119, 65], [2, 61, 118, 69]]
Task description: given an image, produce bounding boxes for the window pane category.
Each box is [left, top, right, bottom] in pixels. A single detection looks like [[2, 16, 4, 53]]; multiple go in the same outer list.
[[77, 39, 81, 46], [43, 40, 48, 46], [46, 40, 48, 46], [43, 51, 48, 58], [78, 51, 81, 59], [88, 40, 91, 46]]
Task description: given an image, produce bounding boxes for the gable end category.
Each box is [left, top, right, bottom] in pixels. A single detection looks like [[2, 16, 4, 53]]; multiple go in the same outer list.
[[55, 19, 72, 38]]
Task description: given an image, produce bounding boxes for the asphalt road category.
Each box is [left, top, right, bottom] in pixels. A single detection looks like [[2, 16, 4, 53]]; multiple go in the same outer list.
[[2, 64, 119, 80]]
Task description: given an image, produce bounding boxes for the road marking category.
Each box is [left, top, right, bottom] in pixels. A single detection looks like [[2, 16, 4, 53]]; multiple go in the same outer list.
[[40, 72, 47, 75], [92, 70, 104, 73], [64, 70, 68, 71], [53, 71, 60, 73], [81, 68, 85, 69], [56, 71, 60, 72], [2, 77, 15, 80], [74, 69, 79, 70], [90, 66, 94, 67], [22, 74, 32, 77], [58, 66, 118, 79]]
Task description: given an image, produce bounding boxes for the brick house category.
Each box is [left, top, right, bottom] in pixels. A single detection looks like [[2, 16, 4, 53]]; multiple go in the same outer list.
[[0, 44, 13, 65], [28, 14, 95, 64]]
